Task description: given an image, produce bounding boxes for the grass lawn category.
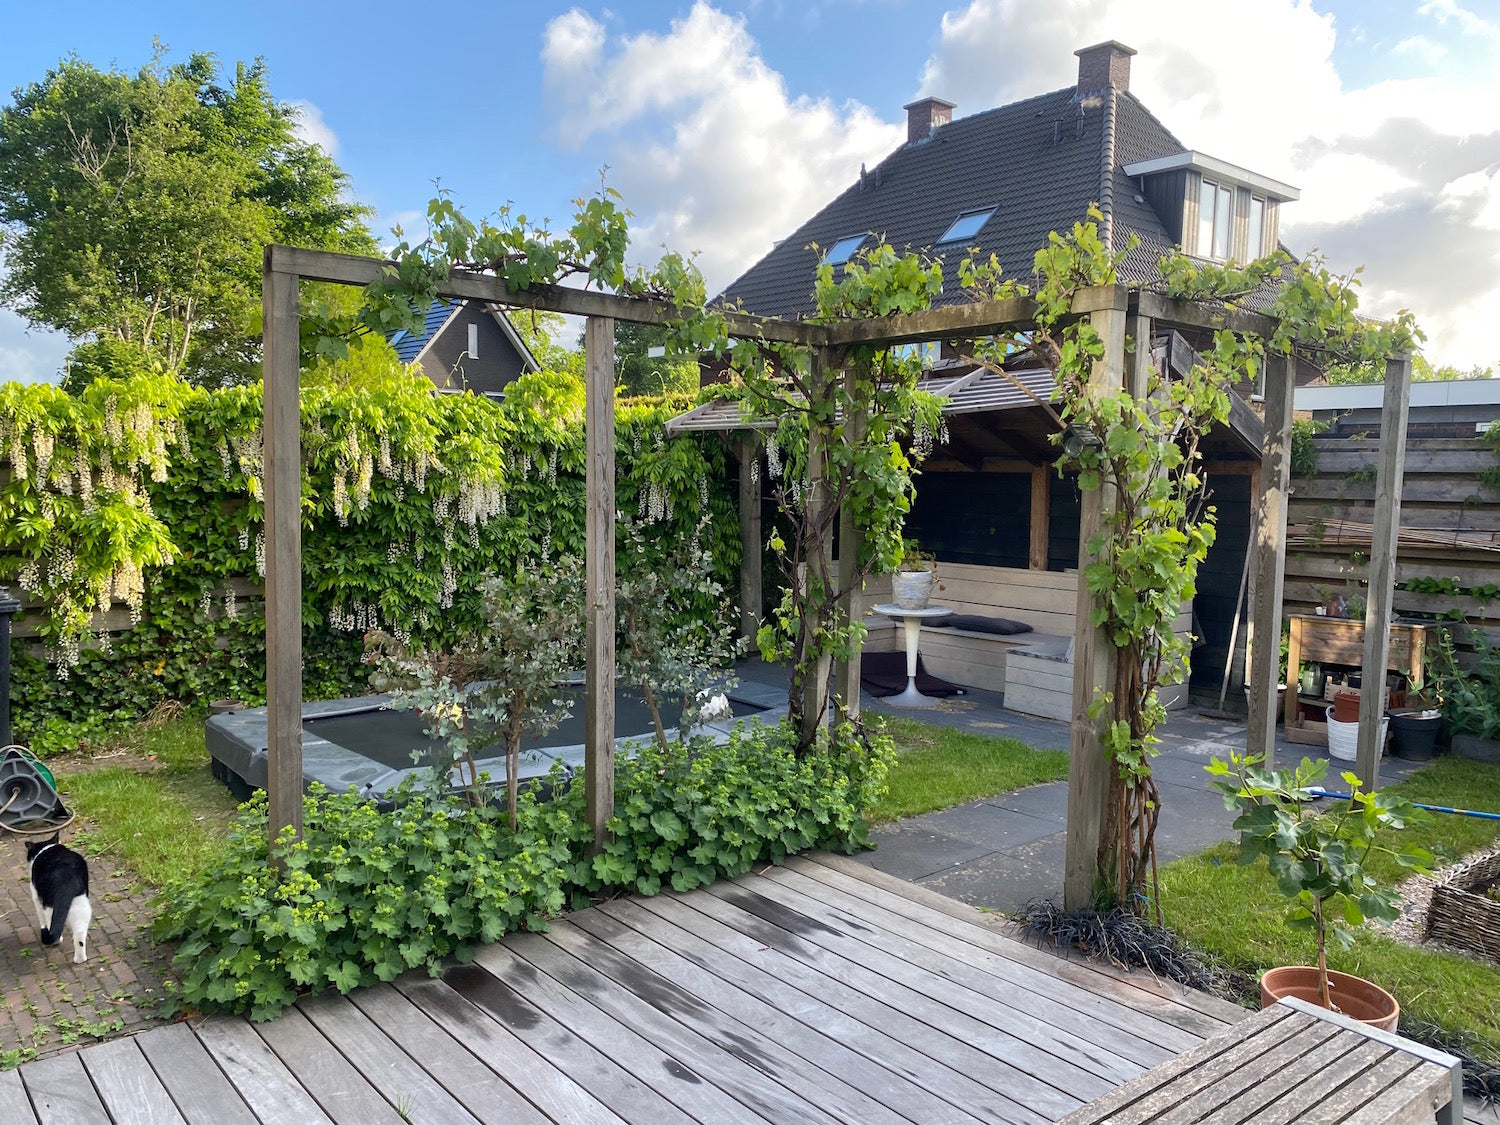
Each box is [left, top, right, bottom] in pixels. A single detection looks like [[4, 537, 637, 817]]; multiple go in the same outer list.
[[867, 713, 1068, 822], [1161, 756, 1500, 1057], [52, 713, 241, 888]]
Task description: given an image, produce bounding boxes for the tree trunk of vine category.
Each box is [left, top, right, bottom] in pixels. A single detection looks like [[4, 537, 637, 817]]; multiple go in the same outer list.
[[789, 351, 835, 753]]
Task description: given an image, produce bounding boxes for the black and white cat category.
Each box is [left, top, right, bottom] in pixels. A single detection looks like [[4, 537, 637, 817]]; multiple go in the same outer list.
[[25, 834, 91, 964]]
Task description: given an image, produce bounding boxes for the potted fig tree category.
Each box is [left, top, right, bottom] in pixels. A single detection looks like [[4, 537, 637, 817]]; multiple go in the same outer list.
[[1206, 751, 1431, 1030]]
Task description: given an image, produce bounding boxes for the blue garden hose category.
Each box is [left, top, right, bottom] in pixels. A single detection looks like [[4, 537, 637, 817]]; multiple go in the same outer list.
[[1310, 787, 1500, 821]]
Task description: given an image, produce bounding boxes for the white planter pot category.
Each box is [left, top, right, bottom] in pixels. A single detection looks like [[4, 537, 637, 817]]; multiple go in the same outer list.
[[891, 569, 935, 610]]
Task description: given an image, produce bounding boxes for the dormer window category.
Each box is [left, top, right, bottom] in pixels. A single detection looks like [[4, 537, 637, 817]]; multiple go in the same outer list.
[[823, 234, 868, 266], [1198, 180, 1233, 261], [1247, 196, 1266, 259], [937, 208, 995, 244]]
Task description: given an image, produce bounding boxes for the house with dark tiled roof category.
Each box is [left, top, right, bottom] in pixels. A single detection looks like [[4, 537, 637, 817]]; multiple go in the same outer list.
[[697, 42, 1297, 711], [390, 299, 539, 397], [719, 41, 1299, 319]]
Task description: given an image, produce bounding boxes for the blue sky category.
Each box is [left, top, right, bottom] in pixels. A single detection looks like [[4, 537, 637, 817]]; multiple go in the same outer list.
[[3, 0, 1498, 379]]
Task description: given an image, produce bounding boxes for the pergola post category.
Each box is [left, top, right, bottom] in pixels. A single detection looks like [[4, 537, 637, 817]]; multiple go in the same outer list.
[[1246, 351, 1296, 767], [262, 251, 303, 856], [735, 435, 762, 645], [1029, 467, 1050, 570], [584, 316, 617, 853], [1356, 354, 1413, 789], [1062, 293, 1128, 911], [833, 387, 868, 723]]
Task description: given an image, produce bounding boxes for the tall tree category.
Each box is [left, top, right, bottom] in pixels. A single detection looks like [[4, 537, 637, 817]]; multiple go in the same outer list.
[[614, 319, 701, 396], [0, 46, 374, 386]]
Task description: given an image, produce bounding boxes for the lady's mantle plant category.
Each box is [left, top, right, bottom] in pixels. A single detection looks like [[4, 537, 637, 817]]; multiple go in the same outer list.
[[1207, 750, 1431, 1011], [154, 716, 891, 1020]]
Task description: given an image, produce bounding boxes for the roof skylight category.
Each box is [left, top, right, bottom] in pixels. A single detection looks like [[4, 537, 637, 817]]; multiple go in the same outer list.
[[937, 208, 995, 244], [822, 234, 868, 266]]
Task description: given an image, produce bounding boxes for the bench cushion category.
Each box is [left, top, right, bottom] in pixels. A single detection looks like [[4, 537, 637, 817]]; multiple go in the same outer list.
[[924, 614, 1033, 636]]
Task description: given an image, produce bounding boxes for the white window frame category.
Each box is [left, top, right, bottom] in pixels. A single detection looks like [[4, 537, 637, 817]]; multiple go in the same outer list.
[[468, 322, 479, 359], [1197, 179, 1233, 261]]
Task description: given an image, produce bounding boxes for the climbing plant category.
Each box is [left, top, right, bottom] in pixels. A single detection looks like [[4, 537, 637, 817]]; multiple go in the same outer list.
[[0, 359, 737, 736]]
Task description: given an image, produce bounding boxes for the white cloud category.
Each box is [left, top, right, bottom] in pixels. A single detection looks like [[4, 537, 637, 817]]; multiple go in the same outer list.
[[0, 309, 70, 385], [917, 0, 1500, 369], [536, 1, 1500, 369], [539, 3, 902, 291], [1392, 35, 1445, 64], [289, 100, 339, 157]]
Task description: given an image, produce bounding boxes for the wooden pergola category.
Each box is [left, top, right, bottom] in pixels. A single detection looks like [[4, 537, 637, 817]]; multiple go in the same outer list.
[[261, 245, 1411, 909]]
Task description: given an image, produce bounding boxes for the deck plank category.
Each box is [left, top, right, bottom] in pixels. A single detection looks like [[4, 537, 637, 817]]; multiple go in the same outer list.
[[79, 1037, 186, 1125], [392, 977, 626, 1125], [0, 1067, 40, 1125], [599, 896, 994, 1123], [436, 963, 691, 1125], [195, 1017, 334, 1125], [470, 939, 782, 1124], [134, 1023, 257, 1125], [346, 983, 550, 1125], [254, 1004, 405, 1125], [690, 879, 1084, 1119], [21, 1050, 111, 1125], [13, 860, 1277, 1125], [570, 905, 977, 1125], [630, 890, 1052, 1123], [745, 867, 1159, 1080], [531, 919, 907, 1124], [297, 992, 482, 1125], [791, 854, 1238, 1037]]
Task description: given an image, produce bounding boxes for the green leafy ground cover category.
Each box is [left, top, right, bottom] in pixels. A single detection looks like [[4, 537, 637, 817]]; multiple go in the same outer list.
[[868, 714, 1069, 822], [1162, 756, 1500, 1057]]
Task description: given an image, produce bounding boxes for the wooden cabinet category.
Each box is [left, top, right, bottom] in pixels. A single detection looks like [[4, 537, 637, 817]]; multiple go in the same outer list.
[[1282, 614, 1427, 745]]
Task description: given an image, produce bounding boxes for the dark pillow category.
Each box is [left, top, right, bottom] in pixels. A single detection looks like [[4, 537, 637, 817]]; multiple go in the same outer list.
[[925, 614, 1033, 636]]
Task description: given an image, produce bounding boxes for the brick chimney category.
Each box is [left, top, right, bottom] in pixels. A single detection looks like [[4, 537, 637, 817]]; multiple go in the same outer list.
[[1075, 41, 1136, 94], [903, 97, 956, 144]]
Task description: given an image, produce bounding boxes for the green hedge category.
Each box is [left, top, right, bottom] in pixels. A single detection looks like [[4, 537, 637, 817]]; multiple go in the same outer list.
[[0, 367, 738, 736], [152, 719, 892, 1020]]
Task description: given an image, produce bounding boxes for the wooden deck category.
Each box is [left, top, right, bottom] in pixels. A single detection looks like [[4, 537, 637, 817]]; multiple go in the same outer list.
[[8, 852, 1494, 1123]]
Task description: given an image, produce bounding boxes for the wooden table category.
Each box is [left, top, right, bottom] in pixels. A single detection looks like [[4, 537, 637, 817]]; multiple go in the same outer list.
[[1283, 614, 1427, 746], [1059, 996, 1462, 1125]]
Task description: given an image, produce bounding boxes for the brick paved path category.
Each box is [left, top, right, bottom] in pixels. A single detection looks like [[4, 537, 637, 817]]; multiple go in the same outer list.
[[0, 831, 173, 1063]]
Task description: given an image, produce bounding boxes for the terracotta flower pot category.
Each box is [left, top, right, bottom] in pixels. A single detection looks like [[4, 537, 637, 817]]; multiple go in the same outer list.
[[1332, 691, 1361, 723], [1259, 966, 1399, 1031]]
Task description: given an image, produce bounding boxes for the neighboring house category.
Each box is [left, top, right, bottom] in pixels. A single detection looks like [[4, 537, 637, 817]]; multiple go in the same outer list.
[[718, 40, 1299, 319], [390, 299, 539, 397], [1297, 380, 1500, 439]]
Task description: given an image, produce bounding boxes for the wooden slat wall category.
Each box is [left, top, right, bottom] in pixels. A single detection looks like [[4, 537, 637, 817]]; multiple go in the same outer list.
[[1286, 435, 1500, 664]]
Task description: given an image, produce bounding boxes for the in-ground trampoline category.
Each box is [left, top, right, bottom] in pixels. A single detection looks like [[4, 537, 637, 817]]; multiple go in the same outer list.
[[206, 680, 786, 807]]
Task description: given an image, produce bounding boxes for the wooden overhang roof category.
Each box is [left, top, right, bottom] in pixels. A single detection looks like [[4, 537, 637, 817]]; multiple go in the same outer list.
[[665, 331, 1264, 464]]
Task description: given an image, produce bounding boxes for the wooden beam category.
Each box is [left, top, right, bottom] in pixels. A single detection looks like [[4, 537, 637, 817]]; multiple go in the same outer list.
[[1248, 352, 1296, 765], [822, 285, 1129, 349], [1357, 355, 1413, 789], [735, 436, 762, 645], [264, 245, 823, 345], [833, 384, 868, 722], [1029, 467, 1051, 570], [1133, 291, 1278, 340], [584, 317, 616, 854], [262, 255, 303, 854], [1063, 294, 1128, 911]]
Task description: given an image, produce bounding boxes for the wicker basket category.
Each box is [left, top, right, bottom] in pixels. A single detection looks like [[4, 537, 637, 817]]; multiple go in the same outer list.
[[1426, 850, 1500, 963]]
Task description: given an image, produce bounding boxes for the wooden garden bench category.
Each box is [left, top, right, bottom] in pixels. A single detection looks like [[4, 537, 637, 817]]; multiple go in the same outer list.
[[1057, 996, 1462, 1125]]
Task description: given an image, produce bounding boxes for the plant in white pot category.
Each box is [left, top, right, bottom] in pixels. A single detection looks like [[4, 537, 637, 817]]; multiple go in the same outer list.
[[890, 539, 939, 610], [1206, 751, 1431, 1030]]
